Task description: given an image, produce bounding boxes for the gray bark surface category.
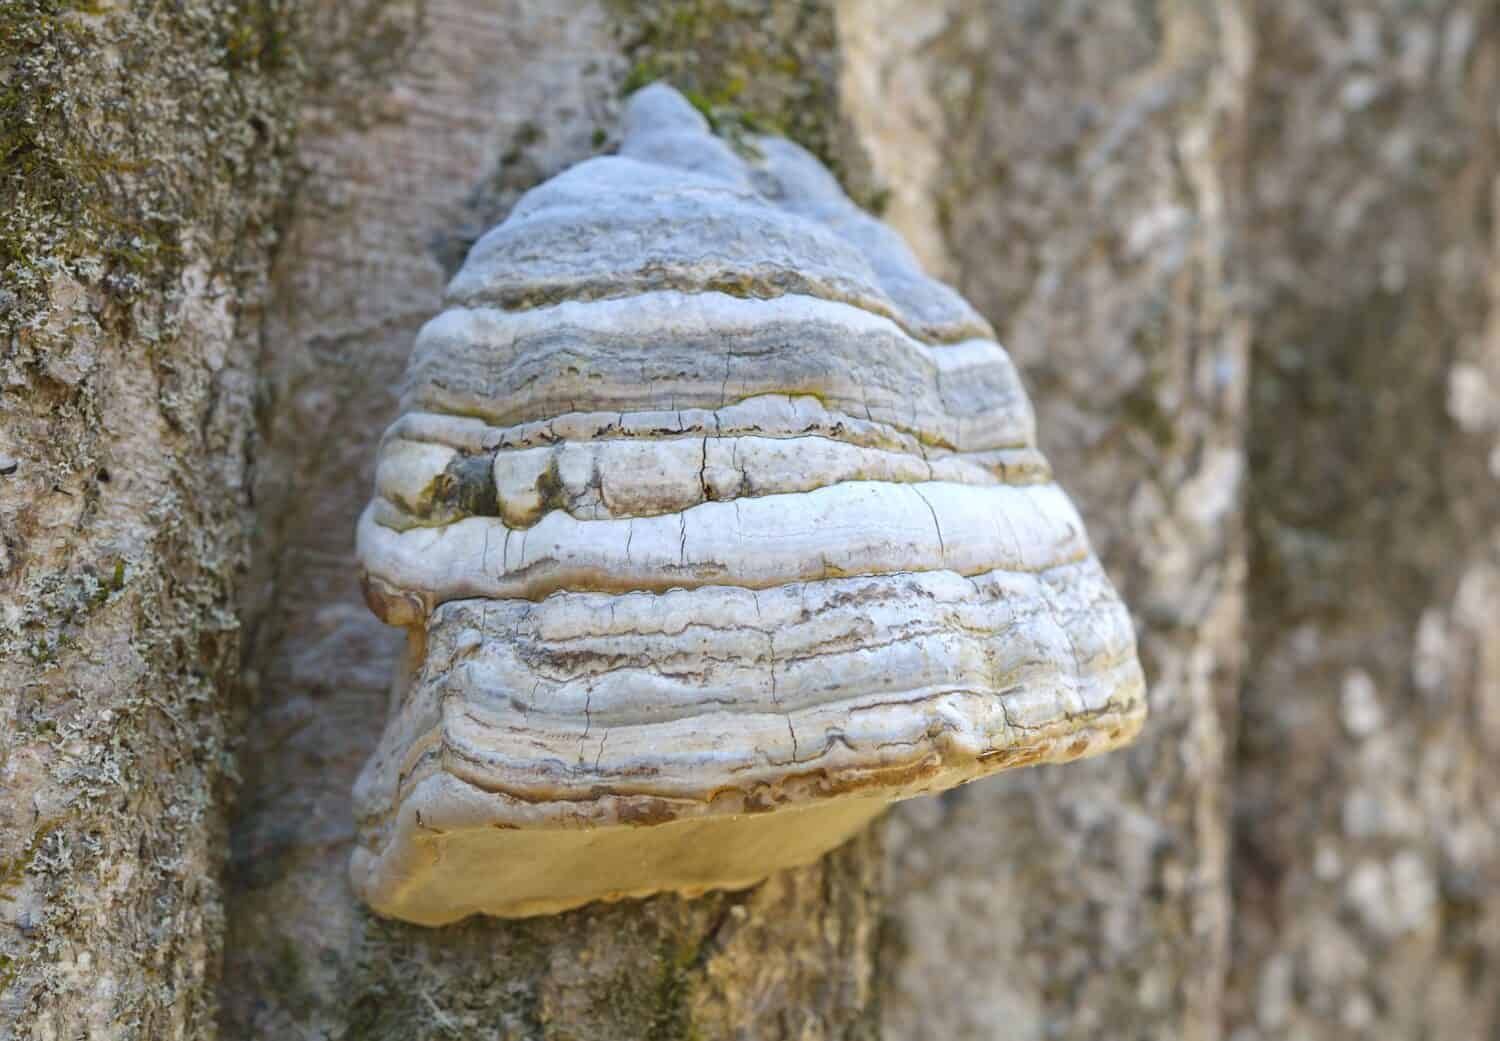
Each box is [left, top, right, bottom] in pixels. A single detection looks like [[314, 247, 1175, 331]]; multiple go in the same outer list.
[[8, 2, 1500, 1039], [1229, 3, 1500, 1038], [843, 4, 1251, 1039], [0, 2, 295, 1037]]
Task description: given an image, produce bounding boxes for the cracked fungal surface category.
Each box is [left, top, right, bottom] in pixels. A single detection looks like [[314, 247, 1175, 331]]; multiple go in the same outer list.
[[352, 83, 1147, 925]]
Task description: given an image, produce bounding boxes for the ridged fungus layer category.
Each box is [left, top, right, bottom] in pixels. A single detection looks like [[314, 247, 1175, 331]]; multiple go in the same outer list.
[[353, 83, 1146, 924]]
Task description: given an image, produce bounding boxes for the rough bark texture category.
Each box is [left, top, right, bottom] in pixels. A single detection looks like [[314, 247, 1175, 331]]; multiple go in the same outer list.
[[221, 2, 888, 1037], [1228, 3, 1500, 1038], [11, 2, 1500, 1039], [844, 4, 1252, 1039], [0, 2, 296, 1037]]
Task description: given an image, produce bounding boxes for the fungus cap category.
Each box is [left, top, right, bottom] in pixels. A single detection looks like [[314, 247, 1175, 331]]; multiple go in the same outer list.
[[352, 83, 1146, 925]]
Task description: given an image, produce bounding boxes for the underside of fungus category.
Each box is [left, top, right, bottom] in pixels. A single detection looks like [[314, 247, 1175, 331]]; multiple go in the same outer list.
[[352, 83, 1147, 925]]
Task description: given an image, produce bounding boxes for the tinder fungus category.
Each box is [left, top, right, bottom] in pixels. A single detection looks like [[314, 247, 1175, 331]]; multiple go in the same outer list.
[[352, 84, 1146, 924]]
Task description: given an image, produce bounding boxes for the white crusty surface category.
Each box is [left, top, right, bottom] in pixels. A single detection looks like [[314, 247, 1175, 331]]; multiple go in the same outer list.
[[401, 292, 1033, 450], [359, 479, 1093, 604], [446, 87, 990, 344], [352, 83, 1146, 922]]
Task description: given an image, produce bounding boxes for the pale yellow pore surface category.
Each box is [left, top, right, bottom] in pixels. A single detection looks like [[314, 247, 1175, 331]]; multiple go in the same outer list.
[[352, 788, 890, 925]]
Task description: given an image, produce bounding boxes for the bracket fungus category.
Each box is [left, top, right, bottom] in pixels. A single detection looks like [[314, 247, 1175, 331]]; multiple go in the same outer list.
[[352, 84, 1147, 925]]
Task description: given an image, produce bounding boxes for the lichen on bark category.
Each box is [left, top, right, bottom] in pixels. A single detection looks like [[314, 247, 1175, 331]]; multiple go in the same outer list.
[[0, 1, 299, 1036], [610, 0, 883, 209]]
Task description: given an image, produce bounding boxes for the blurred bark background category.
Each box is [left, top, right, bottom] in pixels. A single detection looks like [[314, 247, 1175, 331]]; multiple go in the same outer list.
[[3, 1, 1497, 1039]]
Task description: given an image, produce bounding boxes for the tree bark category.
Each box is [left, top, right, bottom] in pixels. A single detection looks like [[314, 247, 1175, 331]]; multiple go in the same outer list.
[[846, 3, 1253, 1039], [11, 3, 1500, 1040], [0, 3, 296, 1037], [1228, 3, 1500, 1037]]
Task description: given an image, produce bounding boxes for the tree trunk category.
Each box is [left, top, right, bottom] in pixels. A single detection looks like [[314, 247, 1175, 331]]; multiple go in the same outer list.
[[847, 4, 1253, 1039], [1228, 3, 1500, 1037], [0, 3, 296, 1037], [9, 3, 1500, 1040]]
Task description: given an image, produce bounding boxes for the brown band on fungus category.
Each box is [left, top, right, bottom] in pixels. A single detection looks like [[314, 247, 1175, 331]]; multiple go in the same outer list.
[[361, 571, 428, 628]]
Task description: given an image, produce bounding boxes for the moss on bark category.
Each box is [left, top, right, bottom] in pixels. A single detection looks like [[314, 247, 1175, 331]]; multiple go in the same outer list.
[[0, 2, 299, 1036]]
